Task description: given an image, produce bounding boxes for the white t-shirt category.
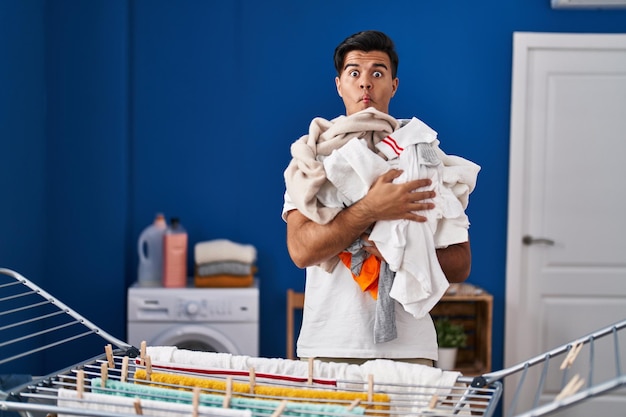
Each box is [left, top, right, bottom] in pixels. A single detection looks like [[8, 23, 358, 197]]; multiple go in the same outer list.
[[282, 192, 438, 360]]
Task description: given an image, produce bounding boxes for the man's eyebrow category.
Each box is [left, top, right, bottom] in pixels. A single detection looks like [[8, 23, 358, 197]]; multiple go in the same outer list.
[[343, 62, 389, 71]]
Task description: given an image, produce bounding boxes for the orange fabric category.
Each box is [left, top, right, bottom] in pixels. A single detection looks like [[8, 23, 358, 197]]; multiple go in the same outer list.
[[338, 252, 380, 300]]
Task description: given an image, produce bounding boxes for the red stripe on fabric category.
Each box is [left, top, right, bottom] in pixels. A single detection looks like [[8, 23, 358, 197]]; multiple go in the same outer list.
[[382, 136, 403, 155], [135, 360, 338, 387]]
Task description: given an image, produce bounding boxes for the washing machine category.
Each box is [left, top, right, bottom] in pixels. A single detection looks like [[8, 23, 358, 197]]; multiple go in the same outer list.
[[127, 282, 259, 356]]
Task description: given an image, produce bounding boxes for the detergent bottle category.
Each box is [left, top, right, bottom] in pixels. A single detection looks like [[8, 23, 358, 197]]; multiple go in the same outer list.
[[137, 213, 167, 286], [163, 217, 188, 288]]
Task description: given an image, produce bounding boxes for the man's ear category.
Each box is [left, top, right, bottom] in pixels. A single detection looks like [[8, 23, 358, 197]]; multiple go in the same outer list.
[[335, 76, 342, 97], [391, 77, 399, 97]]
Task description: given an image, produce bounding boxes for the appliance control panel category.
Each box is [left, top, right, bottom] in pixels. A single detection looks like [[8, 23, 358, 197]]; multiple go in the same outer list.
[[127, 285, 259, 323]]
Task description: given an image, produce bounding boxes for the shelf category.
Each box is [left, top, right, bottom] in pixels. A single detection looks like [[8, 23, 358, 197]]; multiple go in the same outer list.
[[431, 283, 493, 376]]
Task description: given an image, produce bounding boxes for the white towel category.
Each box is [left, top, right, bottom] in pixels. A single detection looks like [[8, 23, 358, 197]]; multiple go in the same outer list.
[[194, 239, 257, 265]]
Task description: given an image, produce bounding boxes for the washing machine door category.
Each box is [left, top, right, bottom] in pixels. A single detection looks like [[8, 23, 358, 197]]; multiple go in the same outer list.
[[149, 324, 241, 354]]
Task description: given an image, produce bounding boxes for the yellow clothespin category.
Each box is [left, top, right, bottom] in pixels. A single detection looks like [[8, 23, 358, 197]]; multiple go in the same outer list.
[[100, 362, 108, 386], [140, 341, 147, 366], [145, 355, 152, 381], [76, 370, 84, 399], [555, 374, 585, 401], [134, 398, 143, 415], [121, 356, 129, 383], [223, 376, 232, 408], [270, 400, 287, 417], [560, 342, 583, 370], [192, 387, 201, 417], [105, 344, 115, 368], [249, 367, 256, 394]]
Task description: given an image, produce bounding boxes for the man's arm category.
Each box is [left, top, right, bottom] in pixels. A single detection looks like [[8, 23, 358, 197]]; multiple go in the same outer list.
[[435, 240, 471, 283], [286, 169, 435, 268]]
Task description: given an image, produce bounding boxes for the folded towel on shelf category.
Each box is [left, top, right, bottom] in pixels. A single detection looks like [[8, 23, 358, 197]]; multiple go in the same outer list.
[[195, 240, 257, 265], [196, 261, 256, 277], [194, 273, 254, 288]]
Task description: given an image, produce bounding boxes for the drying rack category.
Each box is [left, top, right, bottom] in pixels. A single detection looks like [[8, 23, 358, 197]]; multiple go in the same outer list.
[[0, 267, 624, 417]]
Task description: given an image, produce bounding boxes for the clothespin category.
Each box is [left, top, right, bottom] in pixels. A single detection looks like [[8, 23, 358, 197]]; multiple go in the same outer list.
[[249, 367, 256, 394], [367, 374, 374, 404], [100, 362, 108, 386], [560, 342, 583, 370], [140, 341, 147, 366], [223, 376, 232, 408], [192, 387, 201, 417], [134, 398, 143, 415], [307, 357, 314, 385], [270, 400, 287, 417], [427, 394, 439, 410], [105, 344, 115, 368], [76, 370, 84, 399], [555, 374, 585, 401], [144, 355, 152, 381], [347, 399, 361, 411], [121, 356, 129, 383]]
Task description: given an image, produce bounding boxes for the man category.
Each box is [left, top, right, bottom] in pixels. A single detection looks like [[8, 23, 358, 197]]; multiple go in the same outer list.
[[282, 30, 476, 366]]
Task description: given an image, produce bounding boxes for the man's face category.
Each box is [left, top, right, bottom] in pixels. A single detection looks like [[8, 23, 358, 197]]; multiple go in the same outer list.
[[335, 50, 399, 116]]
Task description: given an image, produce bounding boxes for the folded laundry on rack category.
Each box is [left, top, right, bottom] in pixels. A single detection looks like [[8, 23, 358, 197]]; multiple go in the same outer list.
[[134, 369, 388, 412], [58, 387, 250, 417], [194, 240, 257, 288], [89, 378, 366, 416]]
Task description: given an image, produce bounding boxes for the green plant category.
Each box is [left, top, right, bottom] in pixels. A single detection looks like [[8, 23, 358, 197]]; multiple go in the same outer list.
[[435, 318, 467, 348]]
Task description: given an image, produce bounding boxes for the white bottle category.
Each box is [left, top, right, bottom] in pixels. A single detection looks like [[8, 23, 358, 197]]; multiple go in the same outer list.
[[137, 213, 167, 287], [163, 217, 188, 288]]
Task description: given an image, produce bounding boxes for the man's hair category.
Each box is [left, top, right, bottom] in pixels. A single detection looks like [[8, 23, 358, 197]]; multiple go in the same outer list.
[[333, 30, 399, 79]]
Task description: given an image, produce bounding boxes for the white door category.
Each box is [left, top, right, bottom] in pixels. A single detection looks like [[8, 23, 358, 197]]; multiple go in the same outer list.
[[505, 32, 626, 416]]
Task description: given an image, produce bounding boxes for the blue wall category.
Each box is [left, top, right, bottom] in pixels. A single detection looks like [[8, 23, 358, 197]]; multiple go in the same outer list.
[[2, 0, 626, 376]]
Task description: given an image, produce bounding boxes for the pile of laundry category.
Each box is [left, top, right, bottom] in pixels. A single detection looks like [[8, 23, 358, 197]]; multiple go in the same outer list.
[[194, 239, 257, 287]]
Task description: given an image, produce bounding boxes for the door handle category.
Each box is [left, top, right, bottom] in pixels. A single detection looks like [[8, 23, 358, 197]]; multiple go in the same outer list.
[[522, 235, 555, 246]]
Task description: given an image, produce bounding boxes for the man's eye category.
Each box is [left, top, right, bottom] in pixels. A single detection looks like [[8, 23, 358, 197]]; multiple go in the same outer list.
[[373, 71, 383, 78], [349, 70, 359, 77]]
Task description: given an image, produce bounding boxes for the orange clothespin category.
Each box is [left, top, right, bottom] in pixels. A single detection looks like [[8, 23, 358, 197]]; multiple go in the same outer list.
[[270, 400, 288, 417], [145, 355, 152, 381], [560, 342, 583, 370], [223, 377, 232, 408], [192, 386, 201, 417], [100, 362, 108, 386], [134, 398, 143, 415], [249, 367, 256, 394], [76, 370, 85, 399], [140, 341, 147, 366], [105, 344, 115, 368], [121, 356, 129, 383]]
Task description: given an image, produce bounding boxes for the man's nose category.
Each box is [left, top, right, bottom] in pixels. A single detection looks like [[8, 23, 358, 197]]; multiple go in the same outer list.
[[360, 76, 372, 90]]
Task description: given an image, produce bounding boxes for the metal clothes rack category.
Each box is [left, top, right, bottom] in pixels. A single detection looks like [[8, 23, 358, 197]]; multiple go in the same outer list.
[[1, 268, 624, 417]]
